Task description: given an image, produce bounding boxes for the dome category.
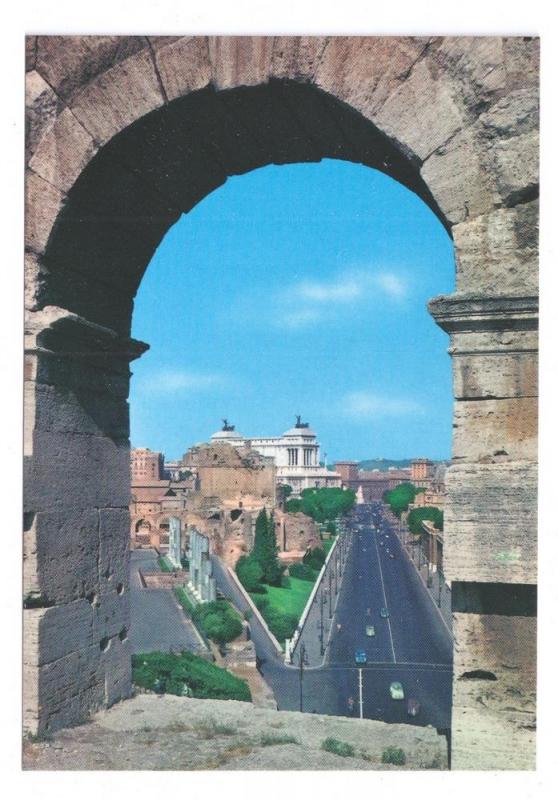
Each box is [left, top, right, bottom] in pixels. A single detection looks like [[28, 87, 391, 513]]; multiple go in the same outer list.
[[282, 426, 316, 438]]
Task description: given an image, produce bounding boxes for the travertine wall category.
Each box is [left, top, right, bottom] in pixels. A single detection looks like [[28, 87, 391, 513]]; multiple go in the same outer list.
[[24, 36, 538, 767]]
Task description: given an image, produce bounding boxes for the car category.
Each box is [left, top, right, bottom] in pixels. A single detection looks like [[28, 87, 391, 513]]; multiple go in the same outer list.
[[390, 681, 405, 700], [379, 541, 385, 547], [380, 607, 389, 618], [366, 625, 375, 637], [389, 553, 395, 559], [407, 698, 420, 717], [354, 650, 367, 665]]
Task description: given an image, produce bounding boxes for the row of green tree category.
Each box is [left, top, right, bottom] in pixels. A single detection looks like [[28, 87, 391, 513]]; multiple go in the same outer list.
[[383, 482, 425, 516], [383, 481, 444, 534], [284, 486, 356, 522]]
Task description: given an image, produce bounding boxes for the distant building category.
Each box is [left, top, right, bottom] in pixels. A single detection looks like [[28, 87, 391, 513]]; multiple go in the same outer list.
[[131, 447, 164, 481], [209, 417, 342, 495], [335, 461, 412, 501]]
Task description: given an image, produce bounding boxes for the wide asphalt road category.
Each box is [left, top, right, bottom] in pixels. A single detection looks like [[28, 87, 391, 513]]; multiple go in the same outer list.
[[210, 503, 453, 730]]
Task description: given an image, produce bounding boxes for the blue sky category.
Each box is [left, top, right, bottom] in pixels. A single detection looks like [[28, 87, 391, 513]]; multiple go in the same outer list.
[[130, 159, 455, 463]]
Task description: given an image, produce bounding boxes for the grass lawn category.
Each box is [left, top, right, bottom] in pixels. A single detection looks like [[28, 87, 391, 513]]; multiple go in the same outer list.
[[263, 576, 315, 619]]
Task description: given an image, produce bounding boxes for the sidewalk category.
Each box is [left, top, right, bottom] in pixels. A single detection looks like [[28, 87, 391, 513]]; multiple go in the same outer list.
[[288, 527, 353, 668]]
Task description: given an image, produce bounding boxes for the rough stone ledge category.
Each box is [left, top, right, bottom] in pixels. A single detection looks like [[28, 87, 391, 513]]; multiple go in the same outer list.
[[429, 293, 538, 333], [25, 306, 149, 363], [22, 693, 448, 771]]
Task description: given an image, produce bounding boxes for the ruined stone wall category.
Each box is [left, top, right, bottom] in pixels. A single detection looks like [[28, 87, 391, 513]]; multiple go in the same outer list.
[[274, 510, 321, 555], [24, 36, 538, 766]]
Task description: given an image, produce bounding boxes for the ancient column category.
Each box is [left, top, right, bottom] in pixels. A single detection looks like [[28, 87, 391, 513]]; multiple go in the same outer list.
[[430, 294, 537, 769], [23, 307, 148, 734]]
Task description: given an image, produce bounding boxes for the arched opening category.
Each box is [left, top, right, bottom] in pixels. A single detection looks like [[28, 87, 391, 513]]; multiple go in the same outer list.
[[24, 37, 538, 770]]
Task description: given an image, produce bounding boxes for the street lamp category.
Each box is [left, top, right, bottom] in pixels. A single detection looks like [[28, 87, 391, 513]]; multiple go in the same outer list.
[[328, 569, 333, 617], [298, 642, 308, 712]]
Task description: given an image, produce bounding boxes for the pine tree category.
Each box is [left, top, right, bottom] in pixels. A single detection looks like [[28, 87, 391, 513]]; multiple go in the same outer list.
[[251, 508, 283, 586], [252, 508, 269, 565], [261, 512, 283, 586]]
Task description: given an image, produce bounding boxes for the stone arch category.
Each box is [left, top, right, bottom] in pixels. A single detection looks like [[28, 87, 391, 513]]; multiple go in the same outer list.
[[24, 36, 538, 768]]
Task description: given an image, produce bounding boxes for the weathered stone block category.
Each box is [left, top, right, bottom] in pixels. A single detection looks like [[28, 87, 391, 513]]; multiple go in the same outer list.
[[313, 37, 429, 123], [374, 57, 466, 161], [24, 602, 97, 667], [98, 508, 130, 591], [25, 170, 65, 255], [452, 352, 538, 400], [208, 36, 274, 89], [24, 252, 49, 311], [452, 397, 537, 461], [32, 381, 129, 440], [452, 611, 536, 770], [428, 37, 506, 119], [69, 49, 165, 145], [271, 36, 328, 81], [35, 35, 147, 103], [25, 70, 63, 164], [444, 462, 537, 584], [421, 126, 500, 225], [26, 509, 100, 604], [29, 107, 98, 193], [453, 201, 538, 294], [24, 430, 130, 512], [152, 36, 211, 101]]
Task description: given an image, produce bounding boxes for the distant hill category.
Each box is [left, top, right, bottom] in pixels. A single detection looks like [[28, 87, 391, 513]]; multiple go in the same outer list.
[[358, 458, 412, 472]]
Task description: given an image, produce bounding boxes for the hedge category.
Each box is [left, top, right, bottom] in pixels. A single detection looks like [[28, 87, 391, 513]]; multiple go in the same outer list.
[[132, 651, 251, 702]]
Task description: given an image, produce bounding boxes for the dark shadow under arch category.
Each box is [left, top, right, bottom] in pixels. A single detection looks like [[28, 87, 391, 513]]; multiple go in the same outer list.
[[42, 79, 451, 337]]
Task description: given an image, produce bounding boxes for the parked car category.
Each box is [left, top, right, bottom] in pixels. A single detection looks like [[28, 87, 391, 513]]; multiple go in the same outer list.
[[390, 681, 405, 700], [354, 650, 367, 665], [389, 553, 395, 559], [366, 625, 375, 637]]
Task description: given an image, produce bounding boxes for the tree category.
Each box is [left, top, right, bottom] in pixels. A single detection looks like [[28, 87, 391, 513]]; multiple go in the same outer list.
[[250, 509, 283, 587], [260, 512, 283, 586], [407, 506, 444, 536], [383, 483, 425, 517], [235, 555, 264, 592]]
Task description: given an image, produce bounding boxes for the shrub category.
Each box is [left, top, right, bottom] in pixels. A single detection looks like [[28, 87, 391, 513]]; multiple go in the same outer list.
[[303, 546, 326, 571], [192, 600, 243, 644], [321, 738, 355, 758], [325, 521, 337, 535], [289, 563, 317, 582], [382, 746, 406, 765], [131, 651, 251, 702], [174, 587, 195, 617], [236, 555, 264, 593], [157, 556, 172, 573], [261, 733, 299, 746]]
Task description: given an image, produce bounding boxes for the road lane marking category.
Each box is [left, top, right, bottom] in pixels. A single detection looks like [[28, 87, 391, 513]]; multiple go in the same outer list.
[[372, 526, 397, 663], [358, 668, 364, 719]]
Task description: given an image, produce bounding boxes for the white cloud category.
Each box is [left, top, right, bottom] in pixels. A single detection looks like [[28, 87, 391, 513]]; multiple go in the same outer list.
[[294, 277, 363, 303], [342, 391, 423, 419], [278, 308, 323, 330], [373, 271, 408, 300], [138, 369, 227, 394]]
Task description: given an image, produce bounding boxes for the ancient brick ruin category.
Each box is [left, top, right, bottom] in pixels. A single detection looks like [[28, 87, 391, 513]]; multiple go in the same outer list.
[[24, 36, 538, 768]]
